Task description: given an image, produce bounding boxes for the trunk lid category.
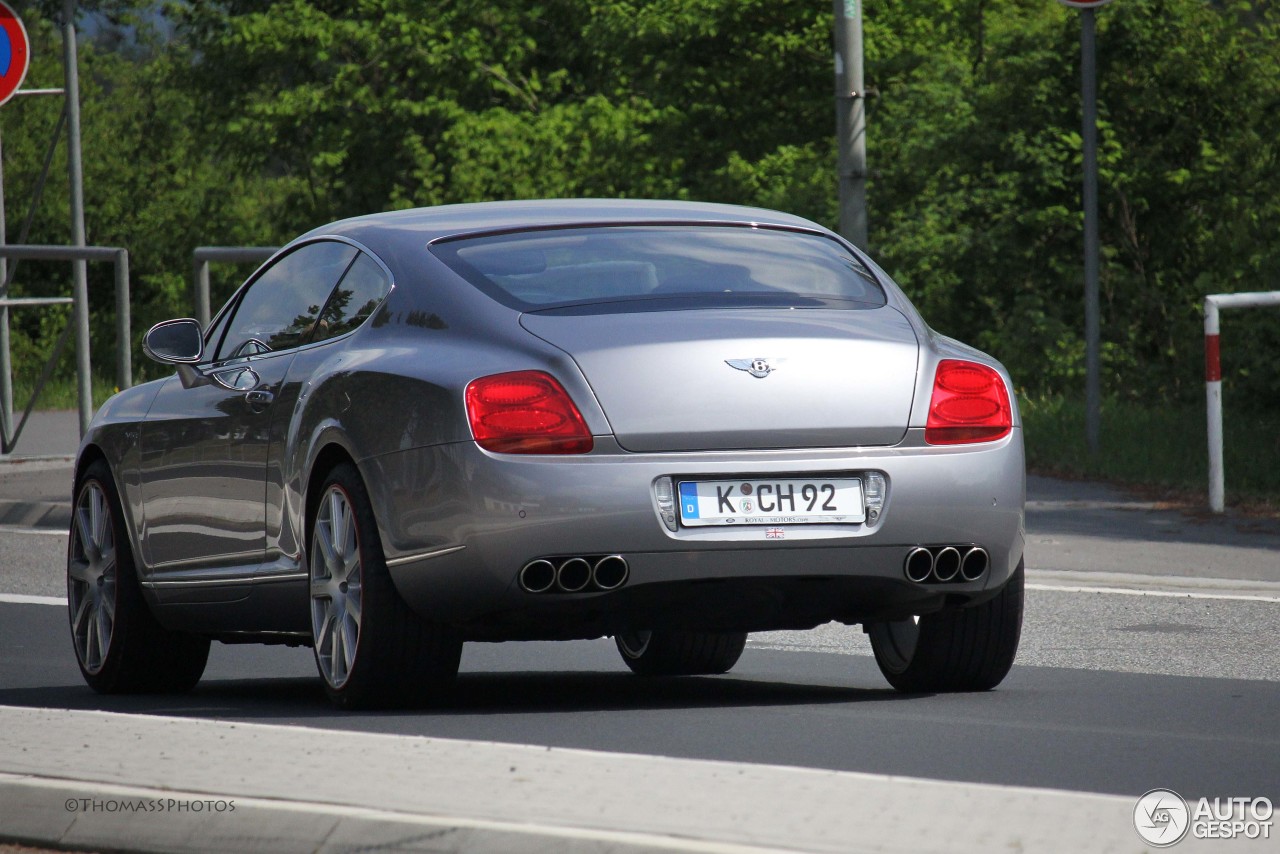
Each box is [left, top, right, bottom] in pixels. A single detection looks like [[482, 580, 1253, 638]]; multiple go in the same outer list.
[[521, 307, 920, 452]]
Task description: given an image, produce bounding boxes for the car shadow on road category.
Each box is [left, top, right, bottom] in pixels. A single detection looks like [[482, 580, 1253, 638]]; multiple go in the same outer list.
[[441, 670, 905, 714], [0, 670, 912, 721]]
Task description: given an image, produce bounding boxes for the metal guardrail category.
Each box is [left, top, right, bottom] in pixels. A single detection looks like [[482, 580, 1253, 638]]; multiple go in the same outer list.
[[193, 246, 276, 329], [0, 244, 130, 449], [1203, 290, 1280, 513]]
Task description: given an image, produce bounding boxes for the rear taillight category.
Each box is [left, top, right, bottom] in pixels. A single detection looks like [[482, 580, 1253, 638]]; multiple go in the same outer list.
[[924, 360, 1012, 445], [465, 371, 594, 454]]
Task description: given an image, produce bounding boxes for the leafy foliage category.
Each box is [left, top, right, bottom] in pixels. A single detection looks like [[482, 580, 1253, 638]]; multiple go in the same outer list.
[[2, 0, 1279, 412]]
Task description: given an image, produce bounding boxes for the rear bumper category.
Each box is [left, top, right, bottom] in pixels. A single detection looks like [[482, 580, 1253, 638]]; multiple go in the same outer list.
[[363, 429, 1025, 638]]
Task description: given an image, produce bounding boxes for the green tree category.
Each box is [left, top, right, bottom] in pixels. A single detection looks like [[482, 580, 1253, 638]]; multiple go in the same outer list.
[[2, 8, 288, 389], [866, 0, 1280, 403]]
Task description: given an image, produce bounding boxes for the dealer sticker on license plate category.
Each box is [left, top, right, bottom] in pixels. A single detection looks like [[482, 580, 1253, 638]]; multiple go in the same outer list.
[[678, 478, 865, 527]]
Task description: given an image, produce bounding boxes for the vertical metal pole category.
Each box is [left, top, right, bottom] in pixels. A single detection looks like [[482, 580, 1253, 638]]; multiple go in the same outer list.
[[195, 257, 211, 328], [833, 0, 868, 248], [1204, 297, 1224, 513], [1081, 9, 1101, 455], [0, 126, 12, 447], [114, 249, 130, 389], [63, 0, 91, 436]]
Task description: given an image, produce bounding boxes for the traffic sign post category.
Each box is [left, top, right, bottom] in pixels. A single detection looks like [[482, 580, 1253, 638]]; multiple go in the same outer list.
[[0, 0, 28, 440], [0, 2, 93, 436], [0, 1, 30, 107]]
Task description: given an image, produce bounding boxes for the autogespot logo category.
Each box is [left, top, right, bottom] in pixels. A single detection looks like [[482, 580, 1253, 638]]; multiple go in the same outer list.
[[1134, 789, 1191, 847], [1134, 790, 1275, 845]]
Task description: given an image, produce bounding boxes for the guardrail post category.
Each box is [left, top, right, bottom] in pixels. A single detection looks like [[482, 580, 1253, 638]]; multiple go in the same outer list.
[[114, 248, 130, 389], [194, 256, 210, 329], [72, 257, 92, 435], [1202, 290, 1280, 513], [0, 245, 132, 444], [192, 247, 277, 328], [1204, 297, 1224, 513]]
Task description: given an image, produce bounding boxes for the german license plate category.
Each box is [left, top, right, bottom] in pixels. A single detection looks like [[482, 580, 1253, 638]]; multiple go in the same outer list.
[[678, 478, 865, 527]]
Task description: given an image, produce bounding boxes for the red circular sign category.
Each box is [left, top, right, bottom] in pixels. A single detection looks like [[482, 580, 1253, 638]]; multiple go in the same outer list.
[[1056, 0, 1116, 8], [0, 1, 30, 107]]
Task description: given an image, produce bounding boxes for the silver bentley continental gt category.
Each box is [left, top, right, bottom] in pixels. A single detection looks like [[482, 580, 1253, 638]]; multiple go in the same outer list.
[[67, 199, 1025, 708]]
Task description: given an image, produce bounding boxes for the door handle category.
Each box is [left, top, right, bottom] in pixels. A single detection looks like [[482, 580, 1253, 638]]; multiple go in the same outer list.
[[245, 389, 274, 410]]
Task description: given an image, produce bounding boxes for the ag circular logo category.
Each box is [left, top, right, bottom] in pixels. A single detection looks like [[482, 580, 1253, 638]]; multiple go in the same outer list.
[[1135, 789, 1191, 847]]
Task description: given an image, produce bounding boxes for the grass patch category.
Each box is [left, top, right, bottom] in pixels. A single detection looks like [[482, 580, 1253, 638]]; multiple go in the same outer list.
[[1020, 394, 1280, 513], [11, 374, 121, 412]]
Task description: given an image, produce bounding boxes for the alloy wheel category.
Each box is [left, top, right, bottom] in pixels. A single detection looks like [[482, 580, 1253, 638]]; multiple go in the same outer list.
[[616, 630, 652, 659], [310, 485, 364, 688], [67, 480, 118, 674]]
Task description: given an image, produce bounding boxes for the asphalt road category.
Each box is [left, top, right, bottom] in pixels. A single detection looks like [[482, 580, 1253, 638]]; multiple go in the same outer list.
[[1, 459, 1278, 851], [3, 580, 1278, 802]]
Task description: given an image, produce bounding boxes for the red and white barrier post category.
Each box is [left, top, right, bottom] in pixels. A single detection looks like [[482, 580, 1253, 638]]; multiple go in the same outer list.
[[1204, 291, 1280, 513]]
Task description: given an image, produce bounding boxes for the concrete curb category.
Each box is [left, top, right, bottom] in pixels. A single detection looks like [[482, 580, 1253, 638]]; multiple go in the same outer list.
[[0, 453, 74, 527], [0, 500, 70, 531], [0, 705, 1180, 854], [0, 455, 75, 531]]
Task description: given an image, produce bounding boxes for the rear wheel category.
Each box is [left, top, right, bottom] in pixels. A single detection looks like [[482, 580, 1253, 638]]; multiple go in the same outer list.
[[308, 462, 461, 709], [67, 459, 209, 693], [867, 560, 1024, 692], [615, 629, 747, 676]]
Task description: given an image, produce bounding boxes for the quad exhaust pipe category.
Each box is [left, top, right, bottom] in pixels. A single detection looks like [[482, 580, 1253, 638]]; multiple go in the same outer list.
[[960, 546, 989, 581], [591, 555, 630, 590], [903, 545, 989, 584], [519, 555, 630, 594]]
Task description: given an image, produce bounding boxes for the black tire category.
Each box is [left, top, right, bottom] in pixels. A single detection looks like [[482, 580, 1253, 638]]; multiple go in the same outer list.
[[868, 559, 1024, 693], [67, 459, 210, 693], [615, 629, 748, 676], [308, 462, 462, 709]]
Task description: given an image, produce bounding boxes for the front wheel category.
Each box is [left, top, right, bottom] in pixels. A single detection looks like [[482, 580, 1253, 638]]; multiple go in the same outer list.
[[867, 560, 1024, 693], [67, 459, 209, 693], [615, 629, 747, 676], [308, 462, 461, 709]]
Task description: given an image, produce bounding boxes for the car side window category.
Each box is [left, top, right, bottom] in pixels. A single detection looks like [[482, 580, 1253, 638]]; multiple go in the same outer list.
[[215, 242, 358, 362], [310, 253, 392, 344]]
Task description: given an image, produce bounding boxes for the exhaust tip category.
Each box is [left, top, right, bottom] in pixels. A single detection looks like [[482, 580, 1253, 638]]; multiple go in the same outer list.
[[904, 547, 934, 583], [557, 557, 592, 592], [519, 559, 556, 594], [961, 546, 989, 581], [592, 555, 629, 591], [932, 546, 961, 583]]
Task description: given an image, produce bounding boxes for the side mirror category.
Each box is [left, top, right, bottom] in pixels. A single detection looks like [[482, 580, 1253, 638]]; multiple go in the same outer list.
[[143, 319, 204, 365]]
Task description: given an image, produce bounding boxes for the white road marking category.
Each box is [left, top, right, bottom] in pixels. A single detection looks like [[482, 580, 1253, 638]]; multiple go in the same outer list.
[[7, 579, 1276, 611], [0, 525, 67, 536], [0, 594, 66, 606], [1027, 582, 1280, 604]]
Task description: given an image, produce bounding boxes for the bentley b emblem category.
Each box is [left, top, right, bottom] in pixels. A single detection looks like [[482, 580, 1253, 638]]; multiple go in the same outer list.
[[726, 358, 779, 379]]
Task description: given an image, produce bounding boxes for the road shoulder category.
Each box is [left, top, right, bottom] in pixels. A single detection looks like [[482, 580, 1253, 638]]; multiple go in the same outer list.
[[0, 705, 1147, 854]]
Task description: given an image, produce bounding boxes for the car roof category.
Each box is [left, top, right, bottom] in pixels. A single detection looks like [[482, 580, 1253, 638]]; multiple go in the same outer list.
[[302, 199, 832, 256]]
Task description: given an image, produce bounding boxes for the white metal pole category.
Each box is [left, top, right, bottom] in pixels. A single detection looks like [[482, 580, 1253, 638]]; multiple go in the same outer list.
[[1202, 290, 1280, 513], [1204, 297, 1224, 513]]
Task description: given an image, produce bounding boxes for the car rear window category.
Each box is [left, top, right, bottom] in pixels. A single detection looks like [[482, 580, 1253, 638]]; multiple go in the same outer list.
[[429, 225, 887, 311]]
